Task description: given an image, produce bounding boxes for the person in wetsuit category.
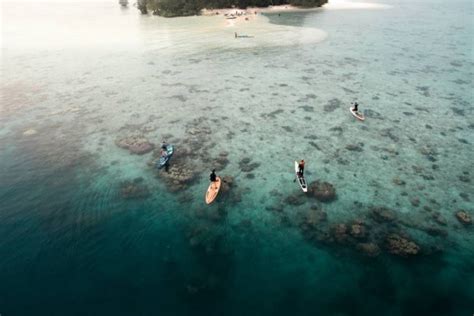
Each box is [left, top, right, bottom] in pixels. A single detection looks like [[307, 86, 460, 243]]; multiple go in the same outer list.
[[210, 169, 217, 182], [160, 141, 168, 157], [298, 160, 305, 177], [158, 141, 169, 171], [353, 102, 359, 112]]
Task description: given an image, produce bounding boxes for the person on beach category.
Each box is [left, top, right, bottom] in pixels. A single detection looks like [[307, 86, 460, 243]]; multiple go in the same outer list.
[[298, 160, 305, 177], [235, 32, 238, 38]]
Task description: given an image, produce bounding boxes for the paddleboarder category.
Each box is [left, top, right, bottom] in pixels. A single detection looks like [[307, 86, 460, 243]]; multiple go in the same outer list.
[[294, 160, 308, 192], [298, 160, 305, 177], [350, 102, 365, 121], [160, 140, 168, 156], [209, 169, 217, 187], [159, 141, 171, 172], [352, 102, 359, 112], [206, 170, 221, 204]]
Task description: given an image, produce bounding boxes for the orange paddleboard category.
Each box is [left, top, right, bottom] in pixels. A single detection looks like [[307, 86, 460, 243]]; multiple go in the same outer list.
[[205, 177, 221, 204]]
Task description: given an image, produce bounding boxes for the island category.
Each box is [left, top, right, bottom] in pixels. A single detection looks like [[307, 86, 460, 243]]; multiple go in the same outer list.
[[136, 0, 328, 17]]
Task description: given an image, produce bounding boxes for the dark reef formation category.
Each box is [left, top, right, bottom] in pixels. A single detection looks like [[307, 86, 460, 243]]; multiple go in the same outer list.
[[308, 181, 337, 202], [120, 178, 151, 199], [143, 117, 243, 205], [159, 162, 198, 192], [239, 157, 261, 173], [266, 186, 460, 259], [115, 134, 154, 155], [455, 210, 472, 225], [385, 234, 420, 257], [297, 206, 424, 258], [111, 106, 471, 265]]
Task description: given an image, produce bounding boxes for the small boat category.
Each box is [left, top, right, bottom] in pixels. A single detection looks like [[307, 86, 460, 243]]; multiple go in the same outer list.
[[226, 15, 237, 19], [119, 0, 128, 7]]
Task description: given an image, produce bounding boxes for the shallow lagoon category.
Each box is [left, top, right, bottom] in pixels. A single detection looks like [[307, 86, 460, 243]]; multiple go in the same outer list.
[[1, 0, 473, 315]]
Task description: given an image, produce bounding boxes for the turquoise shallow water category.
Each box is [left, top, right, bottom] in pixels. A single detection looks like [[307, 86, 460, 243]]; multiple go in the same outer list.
[[1, 0, 473, 315]]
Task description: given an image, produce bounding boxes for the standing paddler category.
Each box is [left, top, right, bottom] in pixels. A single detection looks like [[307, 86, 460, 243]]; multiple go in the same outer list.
[[209, 169, 218, 188], [298, 160, 305, 177]]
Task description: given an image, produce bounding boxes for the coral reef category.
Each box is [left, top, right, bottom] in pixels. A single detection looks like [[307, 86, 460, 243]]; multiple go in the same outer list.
[[239, 158, 260, 173], [370, 206, 396, 223], [285, 193, 306, 206], [349, 220, 367, 239], [219, 175, 242, 203], [385, 234, 420, 257], [345, 143, 364, 152], [115, 134, 154, 155], [455, 210, 472, 225], [159, 162, 198, 192], [331, 223, 349, 243], [307, 181, 337, 202], [299, 209, 327, 230], [284, 200, 440, 259], [356, 242, 381, 257], [323, 98, 341, 112], [119, 178, 151, 199]]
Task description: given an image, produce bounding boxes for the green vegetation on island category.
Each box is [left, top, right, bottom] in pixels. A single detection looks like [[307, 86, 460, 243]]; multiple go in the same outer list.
[[137, 0, 328, 17]]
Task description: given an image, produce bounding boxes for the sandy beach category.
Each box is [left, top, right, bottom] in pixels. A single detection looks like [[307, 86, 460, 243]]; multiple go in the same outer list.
[[201, 4, 304, 18], [201, 1, 391, 28], [201, 0, 392, 22]]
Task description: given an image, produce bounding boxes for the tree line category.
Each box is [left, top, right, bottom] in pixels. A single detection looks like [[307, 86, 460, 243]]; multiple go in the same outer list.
[[137, 0, 328, 17]]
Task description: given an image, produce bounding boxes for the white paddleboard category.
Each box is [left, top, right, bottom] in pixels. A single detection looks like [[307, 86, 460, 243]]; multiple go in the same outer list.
[[295, 161, 308, 193], [350, 107, 365, 121]]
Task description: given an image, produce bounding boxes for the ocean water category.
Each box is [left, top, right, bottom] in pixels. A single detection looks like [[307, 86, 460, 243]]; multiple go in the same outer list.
[[1, 0, 473, 315]]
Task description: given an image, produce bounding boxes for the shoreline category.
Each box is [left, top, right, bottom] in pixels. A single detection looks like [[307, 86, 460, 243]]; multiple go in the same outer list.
[[200, 4, 306, 26], [201, 4, 321, 23], [201, 4, 310, 17], [201, 1, 391, 25], [201, 1, 391, 15]]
